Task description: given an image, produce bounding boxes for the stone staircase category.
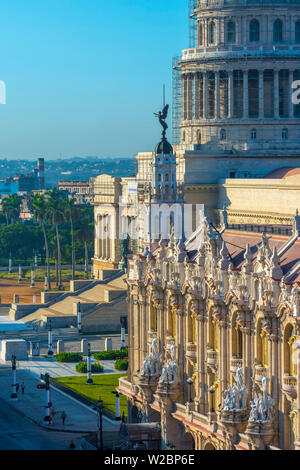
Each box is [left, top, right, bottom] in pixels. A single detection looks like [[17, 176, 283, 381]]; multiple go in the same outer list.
[[18, 270, 127, 331]]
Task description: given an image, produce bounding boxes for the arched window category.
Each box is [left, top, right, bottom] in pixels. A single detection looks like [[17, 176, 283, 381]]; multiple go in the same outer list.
[[273, 19, 283, 43], [197, 130, 201, 145], [209, 22, 216, 44], [227, 21, 236, 43], [182, 131, 186, 142], [158, 173, 161, 182], [295, 20, 300, 44], [251, 129, 257, 140], [284, 324, 297, 376], [282, 128, 288, 140], [165, 173, 169, 182], [198, 22, 203, 45], [220, 129, 226, 141], [249, 19, 260, 42]]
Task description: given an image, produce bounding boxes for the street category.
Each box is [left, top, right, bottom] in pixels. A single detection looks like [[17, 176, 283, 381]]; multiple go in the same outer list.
[[0, 399, 86, 450]]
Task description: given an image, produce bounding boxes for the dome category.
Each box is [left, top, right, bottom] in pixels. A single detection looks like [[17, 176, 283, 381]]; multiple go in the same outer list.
[[155, 137, 173, 155]]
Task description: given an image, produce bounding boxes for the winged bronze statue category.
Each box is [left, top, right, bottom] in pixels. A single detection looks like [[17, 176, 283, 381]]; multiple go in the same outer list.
[[154, 104, 169, 138]]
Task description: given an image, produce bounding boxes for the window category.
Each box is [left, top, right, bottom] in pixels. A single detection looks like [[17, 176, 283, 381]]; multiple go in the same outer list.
[[282, 128, 288, 140], [165, 173, 169, 182], [198, 22, 203, 45], [220, 129, 226, 140], [197, 130, 201, 145], [227, 21, 236, 43], [296, 20, 300, 44], [249, 19, 260, 42], [209, 22, 216, 44], [251, 129, 257, 140], [273, 19, 283, 43]]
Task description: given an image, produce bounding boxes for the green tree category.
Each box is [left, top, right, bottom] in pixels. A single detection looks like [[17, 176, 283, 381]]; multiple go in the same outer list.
[[1, 194, 21, 225], [30, 193, 52, 290], [46, 189, 66, 290], [76, 214, 93, 279], [65, 198, 81, 281]]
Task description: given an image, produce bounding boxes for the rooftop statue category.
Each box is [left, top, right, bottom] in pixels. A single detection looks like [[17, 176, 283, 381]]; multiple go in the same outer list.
[[154, 104, 169, 139]]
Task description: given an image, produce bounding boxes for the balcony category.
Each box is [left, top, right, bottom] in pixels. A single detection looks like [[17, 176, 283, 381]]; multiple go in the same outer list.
[[186, 343, 197, 362], [117, 376, 138, 398], [207, 349, 218, 371], [282, 375, 297, 400], [230, 357, 243, 374], [254, 365, 268, 386]]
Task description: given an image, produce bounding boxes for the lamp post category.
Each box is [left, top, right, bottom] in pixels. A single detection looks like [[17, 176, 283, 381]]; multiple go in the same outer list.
[[48, 320, 53, 356], [8, 252, 12, 274], [187, 377, 194, 403], [86, 343, 93, 385], [97, 397, 104, 450], [77, 302, 82, 333], [44, 276, 49, 292], [30, 267, 35, 288], [18, 265, 22, 284], [10, 355, 18, 400], [43, 373, 51, 424], [209, 385, 216, 413], [112, 391, 121, 421]]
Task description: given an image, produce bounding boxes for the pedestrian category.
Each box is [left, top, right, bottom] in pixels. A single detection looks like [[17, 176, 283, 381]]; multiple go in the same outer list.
[[16, 383, 20, 393], [61, 410, 66, 425], [69, 440, 76, 450], [21, 382, 25, 394]]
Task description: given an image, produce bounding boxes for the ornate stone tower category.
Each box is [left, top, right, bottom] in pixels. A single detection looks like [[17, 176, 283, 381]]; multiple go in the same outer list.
[[177, 0, 300, 151], [173, 0, 300, 201]]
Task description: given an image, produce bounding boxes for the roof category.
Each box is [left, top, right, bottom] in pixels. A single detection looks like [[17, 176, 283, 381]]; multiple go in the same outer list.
[[263, 167, 300, 179]]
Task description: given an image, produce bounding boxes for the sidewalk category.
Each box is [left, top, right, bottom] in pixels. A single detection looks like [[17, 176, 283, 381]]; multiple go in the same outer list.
[[15, 356, 118, 378], [0, 365, 120, 434]]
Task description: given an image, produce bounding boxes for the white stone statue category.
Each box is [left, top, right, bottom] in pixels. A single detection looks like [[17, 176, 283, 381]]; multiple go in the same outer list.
[[141, 355, 150, 376], [223, 386, 233, 411], [159, 364, 169, 384], [249, 394, 259, 422]]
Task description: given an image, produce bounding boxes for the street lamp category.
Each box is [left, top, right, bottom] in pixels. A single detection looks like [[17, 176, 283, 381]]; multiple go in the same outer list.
[[18, 265, 22, 284], [187, 377, 194, 403], [93, 397, 103, 450], [209, 385, 216, 413], [48, 320, 53, 356], [8, 252, 12, 274], [77, 302, 82, 333], [30, 266, 35, 288], [10, 355, 18, 400], [112, 391, 121, 421], [86, 343, 93, 385]]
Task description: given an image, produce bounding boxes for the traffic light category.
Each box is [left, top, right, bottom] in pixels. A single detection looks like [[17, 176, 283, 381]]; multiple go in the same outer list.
[[37, 384, 46, 389]]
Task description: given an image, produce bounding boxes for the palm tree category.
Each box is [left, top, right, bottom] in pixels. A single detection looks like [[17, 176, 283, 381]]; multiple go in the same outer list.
[[65, 198, 81, 281], [31, 193, 51, 290], [46, 189, 66, 290], [76, 215, 93, 279], [2, 194, 21, 225]]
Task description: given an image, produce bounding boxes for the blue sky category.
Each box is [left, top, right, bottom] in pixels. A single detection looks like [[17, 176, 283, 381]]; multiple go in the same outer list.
[[0, 0, 188, 160]]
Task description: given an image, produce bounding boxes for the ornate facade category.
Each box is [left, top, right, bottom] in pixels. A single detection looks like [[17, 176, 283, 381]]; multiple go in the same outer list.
[[118, 211, 300, 450]]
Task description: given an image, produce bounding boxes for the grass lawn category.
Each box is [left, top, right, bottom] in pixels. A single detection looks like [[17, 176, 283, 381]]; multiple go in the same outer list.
[[53, 374, 127, 418], [0, 269, 86, 282]]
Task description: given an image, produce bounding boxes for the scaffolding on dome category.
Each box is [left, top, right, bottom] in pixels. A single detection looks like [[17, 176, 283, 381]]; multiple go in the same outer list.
[[172, 0, 300, 150]]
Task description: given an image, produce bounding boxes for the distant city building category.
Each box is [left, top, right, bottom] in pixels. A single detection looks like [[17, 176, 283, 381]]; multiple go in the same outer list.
[[0, 158, 45, 195], [57, 178, 95, 204]]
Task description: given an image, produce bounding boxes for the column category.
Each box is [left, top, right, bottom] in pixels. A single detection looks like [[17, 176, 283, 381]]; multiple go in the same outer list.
[[295, 339, 300, 450], [195, 73, 200, 119], [203, 72, 208, 119], [259, 70, 264, 119], [243, 70, 248, 118], [274, 70, 279, 118], [197, 311, 207, 414], [187, 74, 193, 120], [241, 324, 252, 404], [215, 71, 220, 119], [228, 71, 234, 118], [218, 318, 228, 400]]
